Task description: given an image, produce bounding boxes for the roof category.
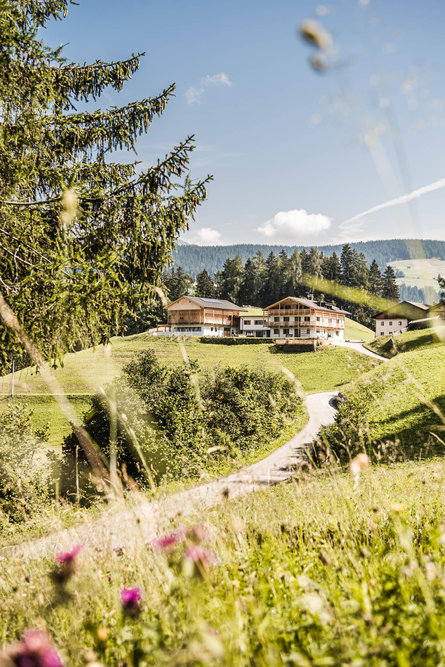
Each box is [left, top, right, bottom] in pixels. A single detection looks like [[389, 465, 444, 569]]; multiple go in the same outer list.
[[263, 296, 349, 315], [167, 296, 246, 311], [240, 307, 264, 317], [374, 300, 430, 319]]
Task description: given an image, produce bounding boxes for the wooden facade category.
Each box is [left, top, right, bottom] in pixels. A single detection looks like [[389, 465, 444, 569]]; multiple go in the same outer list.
[[263, 297, 346, 339]]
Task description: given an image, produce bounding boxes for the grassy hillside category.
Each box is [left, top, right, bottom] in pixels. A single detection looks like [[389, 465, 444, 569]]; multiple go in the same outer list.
[[344, 317, 374, 341], [327, 342, 445, 454], [0, 337, 379, 446], [3, 457, 445, 664], [364, 327, 445, 358], [392, 257, 445, 293]]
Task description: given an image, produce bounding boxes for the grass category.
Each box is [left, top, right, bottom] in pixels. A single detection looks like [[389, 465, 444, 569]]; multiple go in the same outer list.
[[0, 335, 379, 446], [327, 342, 445, 453], [344, 316, 374, 341], [3, 457, 445, 664], [391, 257, 445, 293], [364, 326, 445, 358]]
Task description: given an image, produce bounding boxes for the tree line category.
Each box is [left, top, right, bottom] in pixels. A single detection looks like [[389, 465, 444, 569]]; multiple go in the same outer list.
[[162, 244, 400, 328], [173, 239, 445, 278]]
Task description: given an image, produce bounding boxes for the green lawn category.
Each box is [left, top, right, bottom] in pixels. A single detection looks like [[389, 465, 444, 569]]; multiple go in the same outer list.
[[364, 326, 445, 358], [3, 457, 445, 664], [0, 335, 379, 446], [344, 316, 374, 341]]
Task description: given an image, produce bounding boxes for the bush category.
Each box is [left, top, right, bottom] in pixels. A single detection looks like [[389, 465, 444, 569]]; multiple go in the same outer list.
[[0, 403, 57, 523], [62, 349, 302, 499]]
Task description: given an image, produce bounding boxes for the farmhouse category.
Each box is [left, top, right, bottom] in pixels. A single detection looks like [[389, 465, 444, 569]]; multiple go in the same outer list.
[[239, 307, 268, 337], [165, 296, 246, 337], [373, 300, 429, 337], [263, 296, 348, 339]]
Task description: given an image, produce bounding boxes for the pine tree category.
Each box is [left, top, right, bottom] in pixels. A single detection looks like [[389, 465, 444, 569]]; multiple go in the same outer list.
[[285, 249, 303, 296], [340, 243, 355, 287], [238, 258, 259, 305], [0, 1, 210, 370], [322, 251, 341, 283], [216, 256, 244, 303], [368, 259, 383, 296], [196, 269, 216, 298], [164, 267, 194, 302], [382, 265, 400, 300]]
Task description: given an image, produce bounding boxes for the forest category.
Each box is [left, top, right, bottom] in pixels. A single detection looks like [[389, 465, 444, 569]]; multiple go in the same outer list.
[[162, 243, 400, 328], [173, 238, 445, 277]]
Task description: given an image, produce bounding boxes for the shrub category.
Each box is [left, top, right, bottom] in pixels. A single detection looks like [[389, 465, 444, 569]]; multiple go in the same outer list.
[[0, 404, 56, 523], [62, 349, 302, 499]]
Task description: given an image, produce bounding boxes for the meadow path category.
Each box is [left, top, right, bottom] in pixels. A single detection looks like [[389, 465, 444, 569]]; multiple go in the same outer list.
[[330, 338, 388, 361], [2, 391, 339, 560]]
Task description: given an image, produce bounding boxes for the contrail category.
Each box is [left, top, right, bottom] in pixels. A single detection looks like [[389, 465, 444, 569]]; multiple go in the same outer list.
[[340, 177, 445, 227]]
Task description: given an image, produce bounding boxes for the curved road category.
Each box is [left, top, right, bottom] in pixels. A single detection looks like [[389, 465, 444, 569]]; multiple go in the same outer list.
[[3, 391, 339, 560]]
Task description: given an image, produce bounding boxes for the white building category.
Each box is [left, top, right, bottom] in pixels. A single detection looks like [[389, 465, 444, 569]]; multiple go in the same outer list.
[[164, 296, 245, 337], [239, 307, 269, 337], [374, 301, 429, 337]]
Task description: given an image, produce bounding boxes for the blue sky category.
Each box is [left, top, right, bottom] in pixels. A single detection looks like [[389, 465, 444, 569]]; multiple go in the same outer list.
[[43, 0, 445, 245]]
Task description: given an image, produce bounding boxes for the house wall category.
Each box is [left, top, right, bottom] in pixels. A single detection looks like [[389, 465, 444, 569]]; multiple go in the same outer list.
[[375, 318, 408, 336], [171, 324, 225, 337]]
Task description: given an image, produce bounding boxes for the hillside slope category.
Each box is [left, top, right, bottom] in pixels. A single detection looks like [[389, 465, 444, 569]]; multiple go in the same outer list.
[[364, 327, 445, 358], [173, 238, 445, 276], [345, 317, 374, 341], [328, 341, 445, 454], [0, 336, 378, 445]]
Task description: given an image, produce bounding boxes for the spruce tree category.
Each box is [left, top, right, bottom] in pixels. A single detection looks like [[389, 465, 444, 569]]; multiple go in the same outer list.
[[216, 256, 244, 303], [238, 258, 259, 305], [0, 1, 210, 370], [382, 265, 400, 300], [196, 269, 216, 298], [164, 267, 194, 302], [368, 259, 384, 296]]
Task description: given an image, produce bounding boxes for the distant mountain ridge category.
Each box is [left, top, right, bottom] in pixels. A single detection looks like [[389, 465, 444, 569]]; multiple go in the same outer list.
[[173, 238, 445, 277]]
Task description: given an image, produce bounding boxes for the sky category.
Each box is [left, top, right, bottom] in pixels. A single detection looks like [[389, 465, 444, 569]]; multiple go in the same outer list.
[[43, 0, 445, 246]]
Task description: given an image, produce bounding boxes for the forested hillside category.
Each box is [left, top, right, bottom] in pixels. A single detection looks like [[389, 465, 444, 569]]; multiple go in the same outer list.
[[174, 238, 445, 276]]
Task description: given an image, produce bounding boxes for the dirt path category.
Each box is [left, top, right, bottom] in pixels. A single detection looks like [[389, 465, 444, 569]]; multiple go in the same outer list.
[[1, 392, 339, 561], [330, 338, 388, 361]]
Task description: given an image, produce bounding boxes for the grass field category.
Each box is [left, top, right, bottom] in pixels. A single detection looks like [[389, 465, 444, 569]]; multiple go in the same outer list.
[[0, 336, 379, 446], [329, 341, 445, 452], [391, 257, 445, 293], [364, 326, 445, 358], [3, 457, 445, 664], [344, 316, 374, 341]]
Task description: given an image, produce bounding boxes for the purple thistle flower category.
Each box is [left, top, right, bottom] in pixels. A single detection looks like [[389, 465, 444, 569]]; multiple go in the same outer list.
[[151, 528, 185, 553], [51, 544, 83, 585], [5, 629, 64, 667], [55, 544, 83, 565], [120, 587, 143, 617]]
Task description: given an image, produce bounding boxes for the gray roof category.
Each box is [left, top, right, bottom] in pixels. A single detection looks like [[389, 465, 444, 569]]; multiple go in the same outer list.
[[403, 301, 429, 310], [168, 296, 246, 311]]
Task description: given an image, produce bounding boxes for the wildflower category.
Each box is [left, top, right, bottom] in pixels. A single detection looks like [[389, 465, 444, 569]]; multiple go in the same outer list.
[[51, 544, 83, 585], [112, 546, 125, 556], [151, 529, 185, 553], [184, 546, 216, 578], [4, 629, 64, 667], [120, 587, 143, 617]]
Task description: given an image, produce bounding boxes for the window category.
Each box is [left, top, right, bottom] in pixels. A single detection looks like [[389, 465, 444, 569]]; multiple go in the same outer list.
[[283, 328, 289, 334], [304, 316, 310, 322], [284, 305, 291, 309], [254, 319, 262, 325], [389, 321, 392, 326], [244, 320, 251, 325], [274, 316, 279, 322], [283, 316, 289, 322], [398, 321, 402, 325], [307, 328, 310, 334], [381, 322, 384, 326], [273, 328, 279, 334], [316, 317, 320, 322]]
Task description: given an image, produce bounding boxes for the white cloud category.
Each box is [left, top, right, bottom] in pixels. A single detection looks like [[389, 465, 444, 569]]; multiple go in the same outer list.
[[185, 72, 232, 105], [257, 209, 332, 241], [192, 227, 222, 245]]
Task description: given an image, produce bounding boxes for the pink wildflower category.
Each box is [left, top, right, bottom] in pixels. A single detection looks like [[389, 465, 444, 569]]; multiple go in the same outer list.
[[184, 546, 216, 576], [120, 587, 143, 617], [151, 529, 185, 553], [52, 544, 83, 585], [4, 629, 64, 667], [186, 524, 207, 543]]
